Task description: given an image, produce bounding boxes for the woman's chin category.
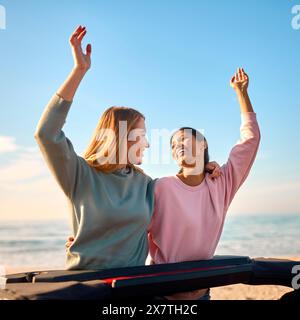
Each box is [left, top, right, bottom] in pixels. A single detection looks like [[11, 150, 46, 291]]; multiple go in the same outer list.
[[129, 158, 143, 165], [177, 158, 190, 167], [179, 157, 197, 167], [136, 158, 143, 165]]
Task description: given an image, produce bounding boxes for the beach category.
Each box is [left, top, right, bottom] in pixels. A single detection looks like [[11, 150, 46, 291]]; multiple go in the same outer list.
[[210, 283, 294, 300]]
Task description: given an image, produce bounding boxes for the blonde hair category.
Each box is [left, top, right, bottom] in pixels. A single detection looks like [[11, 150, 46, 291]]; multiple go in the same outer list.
[[83, 106, 145, 173]]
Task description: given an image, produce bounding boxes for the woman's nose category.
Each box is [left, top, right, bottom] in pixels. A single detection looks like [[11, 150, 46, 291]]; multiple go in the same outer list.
[[144, 136, 150, 148]]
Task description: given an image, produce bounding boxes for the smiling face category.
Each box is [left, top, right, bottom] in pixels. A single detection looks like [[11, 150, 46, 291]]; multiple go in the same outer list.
[[127, 117, 149, 165], [171, 129, 207, 172]]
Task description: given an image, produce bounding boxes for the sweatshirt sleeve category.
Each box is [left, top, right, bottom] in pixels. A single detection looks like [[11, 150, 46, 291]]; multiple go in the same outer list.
[[34, 93, 83, 199], [220, 112, 261, 211]]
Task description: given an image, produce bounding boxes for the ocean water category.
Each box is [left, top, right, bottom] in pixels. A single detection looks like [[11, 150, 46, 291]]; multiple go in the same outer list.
[[217, 214, 300, 257], [0, 214, 299, 269], [0, 219, 70, 269]]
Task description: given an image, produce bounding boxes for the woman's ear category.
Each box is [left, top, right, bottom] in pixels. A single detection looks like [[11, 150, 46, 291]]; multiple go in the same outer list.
[[199, 140, 207, 150]]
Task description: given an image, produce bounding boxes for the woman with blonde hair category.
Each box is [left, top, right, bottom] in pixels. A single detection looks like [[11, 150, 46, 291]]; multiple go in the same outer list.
[[35, 25, 220, 271]]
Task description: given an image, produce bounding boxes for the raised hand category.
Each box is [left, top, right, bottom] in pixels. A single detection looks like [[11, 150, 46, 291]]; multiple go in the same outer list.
[[69, 25, 92, 72], [230, 67, 249, 93]]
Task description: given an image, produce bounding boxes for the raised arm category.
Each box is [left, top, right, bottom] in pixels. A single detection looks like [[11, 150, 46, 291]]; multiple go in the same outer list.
[[34, 26, 92, 199], [221, 68, 261, 210]]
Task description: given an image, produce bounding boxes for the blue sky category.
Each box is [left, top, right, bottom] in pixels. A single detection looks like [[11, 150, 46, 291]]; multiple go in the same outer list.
[[0, 0, 299, 219]]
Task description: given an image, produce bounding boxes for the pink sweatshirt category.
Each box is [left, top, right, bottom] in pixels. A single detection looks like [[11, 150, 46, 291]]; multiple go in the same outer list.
[[148, 112, 260, 299]]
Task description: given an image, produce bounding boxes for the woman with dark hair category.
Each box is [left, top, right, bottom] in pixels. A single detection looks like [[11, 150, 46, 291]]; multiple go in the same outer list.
[[147, 68, 261, 300], [170, 127, 210, 175]]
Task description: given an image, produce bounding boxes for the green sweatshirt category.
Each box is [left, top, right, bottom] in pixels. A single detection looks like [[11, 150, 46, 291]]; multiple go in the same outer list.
[[34, 94, 155, 270]]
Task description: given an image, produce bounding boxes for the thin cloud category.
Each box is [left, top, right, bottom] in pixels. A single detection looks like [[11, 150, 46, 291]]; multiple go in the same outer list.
[[0, 136, 18, 154], [0, 146, 47, 186], [0, 136, 68, 220]]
